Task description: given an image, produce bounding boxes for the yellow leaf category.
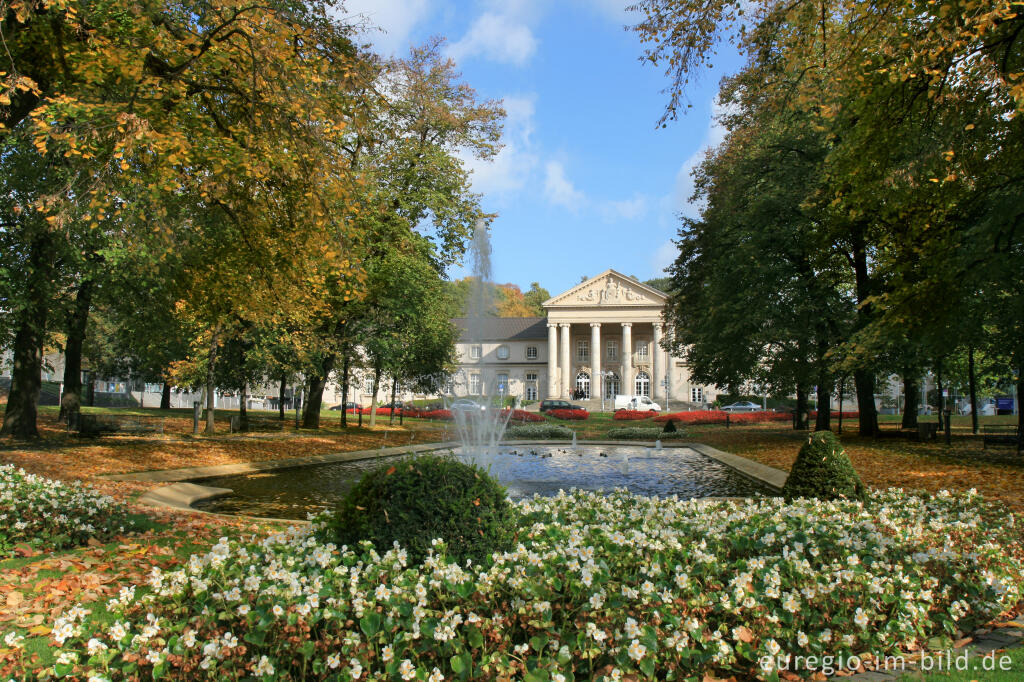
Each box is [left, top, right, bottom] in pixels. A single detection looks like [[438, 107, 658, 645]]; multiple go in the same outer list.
[[28, 625, 51, 636]]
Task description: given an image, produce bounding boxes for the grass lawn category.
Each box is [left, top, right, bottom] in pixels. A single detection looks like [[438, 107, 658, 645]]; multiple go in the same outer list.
[[1, 404, 1022, 678]]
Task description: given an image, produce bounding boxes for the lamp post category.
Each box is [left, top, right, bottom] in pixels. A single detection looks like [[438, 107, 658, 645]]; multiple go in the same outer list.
[[599, 370, 614, 413]]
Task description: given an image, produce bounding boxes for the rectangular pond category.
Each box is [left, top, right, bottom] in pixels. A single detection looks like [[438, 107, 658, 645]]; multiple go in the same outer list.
[[193, 445, 775, 520]]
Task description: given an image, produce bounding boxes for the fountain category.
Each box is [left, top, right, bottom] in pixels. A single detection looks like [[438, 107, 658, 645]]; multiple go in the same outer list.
[[655, 439, 663, 453], [445, 221, 514, 472], [571, 431, 578, 453]]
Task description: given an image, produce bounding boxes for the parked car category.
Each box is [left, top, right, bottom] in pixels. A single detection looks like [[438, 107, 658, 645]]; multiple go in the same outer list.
[[721, 401, 763, 412], [612, 394, 662, 412], [450, 398, 486, 413], [539, 399, 572, 413], [329, 402, 360, 411], [382, 401, 404, 409]]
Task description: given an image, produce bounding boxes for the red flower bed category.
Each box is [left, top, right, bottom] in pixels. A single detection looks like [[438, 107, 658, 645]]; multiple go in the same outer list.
[[807, 410, 859, 419], [547, 408, 589, 420], [652, 410, 791, 425], [613, 410, 658, 421], [501, 409, 545, 422], [418, 409, 453, 420]]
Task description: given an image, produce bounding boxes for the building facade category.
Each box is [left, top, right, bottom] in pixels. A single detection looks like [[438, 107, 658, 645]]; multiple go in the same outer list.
[[450, 269, 721, 407]]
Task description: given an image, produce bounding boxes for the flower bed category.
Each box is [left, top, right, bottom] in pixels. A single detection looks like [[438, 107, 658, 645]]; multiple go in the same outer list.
[[49, 489, 1024, 680], [605, 427, 686, 440], [0, 465, 139, 558], [501, 409, 546, 423], [613, 410, 658, 421], [400, 408, 454, 421], [653, 410, 791, 425], [547, 408, 589, 420], [503, 423, 575, 440]]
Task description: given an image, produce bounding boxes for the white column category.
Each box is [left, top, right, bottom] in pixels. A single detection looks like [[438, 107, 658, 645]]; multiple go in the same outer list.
[[621, 323, 632, 397], [653, 322, 664, 400], [559, 323, 571, 398], [590, 322, 601, 400], [547, 323, 558, 398]]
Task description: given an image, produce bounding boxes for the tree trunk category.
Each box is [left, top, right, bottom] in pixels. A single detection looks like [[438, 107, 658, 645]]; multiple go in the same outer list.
[[389, 375, 398, 425], [204, 331, 219, 435], [302, 355, 335, 429], [968, 346, 979, 435], [239, 381, 248, 429], [340, 348, 351, 428], [0, 315, 45, 438], [369, 364, 382, 428], [815, 374, 833, 432], [854, 369, 878, 436], [1, 232, 52, 438], [935, 360, 944, 427], [1016, 366, 1023, 452], [278, 374, 287, 419], [86, 372, 95, 406], [794, 385, 809, 430], [59, 279, 94, 422], [901, 375, 919, 430], [160, 382, 171, 410], [838, 378, 845, 434]]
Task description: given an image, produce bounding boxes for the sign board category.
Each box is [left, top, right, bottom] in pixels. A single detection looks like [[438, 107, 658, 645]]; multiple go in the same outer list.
[[942, 388, 948, 397], [996, 397, 1015, 412]]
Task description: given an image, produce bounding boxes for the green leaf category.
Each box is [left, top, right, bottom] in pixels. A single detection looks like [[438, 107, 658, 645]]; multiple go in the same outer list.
[[360, 611, 382, 638]]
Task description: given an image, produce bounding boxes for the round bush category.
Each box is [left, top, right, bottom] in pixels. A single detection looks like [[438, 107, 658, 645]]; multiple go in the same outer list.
[[783, 430, 866, 501], [317, 455, 515, 566]]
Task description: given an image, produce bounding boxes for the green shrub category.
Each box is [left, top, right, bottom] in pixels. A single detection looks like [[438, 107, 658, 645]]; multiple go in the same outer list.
[[317, 455, 515, 566], [503, 423, 575, 440], [782, 431, 866, 501], [606, 426, 687, 440]]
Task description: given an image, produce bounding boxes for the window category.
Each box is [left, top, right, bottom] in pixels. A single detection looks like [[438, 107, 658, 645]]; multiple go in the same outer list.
[[638, 341, 649, 359], [526, 346, 538, 360], [525, 373, 538, 401], [606, 340, 618, 360], [496, 373, 508, 392], [691, 386, 704, 403], [470, 345, 482, 359], [469, 374, 481, 394], [364, 378, 374, 393], [604, 372, 620, 399], [575, 371, 591, 399], [525, 373, 537, 381], [577, 339, 589, 361], [635, 371, 651, 397], [496, 345, 509, 360]]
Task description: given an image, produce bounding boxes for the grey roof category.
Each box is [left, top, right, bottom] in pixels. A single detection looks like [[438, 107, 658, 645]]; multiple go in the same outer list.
[[452, 317, 547, 342]]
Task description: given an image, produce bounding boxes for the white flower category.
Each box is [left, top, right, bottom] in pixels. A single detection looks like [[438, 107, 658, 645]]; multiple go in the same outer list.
[[381, 645, 394, 662], [86, 638, 108, 655], [428, 667, 444, 682], [326, 653, 341, 669], [254, 655, 275, 677], [399, 659, 416, 680], [349, 658, 363, 678], [854, 608, 869, 628], [627, 639, 647, 661]]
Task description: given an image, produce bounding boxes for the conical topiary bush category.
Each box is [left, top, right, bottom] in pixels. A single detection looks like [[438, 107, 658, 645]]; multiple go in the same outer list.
[[782, 430, 866, 501]]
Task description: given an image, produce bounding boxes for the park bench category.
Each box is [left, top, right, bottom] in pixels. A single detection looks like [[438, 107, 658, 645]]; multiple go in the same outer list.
[[229, 415, 285, 433], [982, 425, 1021, 450], [74, 414, 164, 436]]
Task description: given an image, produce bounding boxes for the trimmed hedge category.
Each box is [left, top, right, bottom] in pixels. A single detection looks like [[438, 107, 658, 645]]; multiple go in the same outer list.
[[782, 430, 866, 501], [317, 455, 514, 566], [503, 423, 575, 440], [606, 427, 687, 440]]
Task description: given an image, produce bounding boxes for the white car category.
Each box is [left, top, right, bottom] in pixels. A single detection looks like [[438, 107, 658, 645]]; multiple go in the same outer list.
[[449, 399, 486, 413], [721, 401, 763, 413], [613, 394, 662, 412]]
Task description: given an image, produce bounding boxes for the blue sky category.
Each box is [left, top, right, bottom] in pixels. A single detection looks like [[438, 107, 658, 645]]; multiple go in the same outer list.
[[340, 0, 744, 296]]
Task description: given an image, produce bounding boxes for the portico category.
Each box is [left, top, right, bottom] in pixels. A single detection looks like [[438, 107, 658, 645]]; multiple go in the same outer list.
[[542, 270, 671, 401]]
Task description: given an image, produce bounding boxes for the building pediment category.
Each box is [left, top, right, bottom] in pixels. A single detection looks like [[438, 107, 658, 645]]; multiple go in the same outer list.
[[543, 270, 667, 308]]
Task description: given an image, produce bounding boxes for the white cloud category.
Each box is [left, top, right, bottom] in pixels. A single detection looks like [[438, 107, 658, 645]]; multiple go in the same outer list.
[[462, 94, 539, 195], [673, 97, 731, 217], [602, 194, 648, 221], [340, 0, 432, 55], [544, 161, 586, 210], [448, 12, 537, 65], [652, 239, 678, 277]]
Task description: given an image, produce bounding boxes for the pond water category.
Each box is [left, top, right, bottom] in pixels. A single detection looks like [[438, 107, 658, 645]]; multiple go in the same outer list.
[[193, 445, 774, 520]]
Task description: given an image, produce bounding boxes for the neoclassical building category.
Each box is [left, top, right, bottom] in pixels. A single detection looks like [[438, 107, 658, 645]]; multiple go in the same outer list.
[[451, 269, 720, 407]]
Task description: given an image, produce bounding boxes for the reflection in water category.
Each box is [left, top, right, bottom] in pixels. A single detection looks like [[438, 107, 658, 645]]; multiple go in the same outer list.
[[194, 446, 773, 520]]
